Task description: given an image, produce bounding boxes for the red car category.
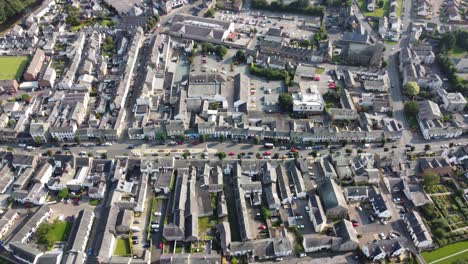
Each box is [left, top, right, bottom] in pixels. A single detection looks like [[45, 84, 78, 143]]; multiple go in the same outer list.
[[228, 152, 235, 156], [259, 225, 266, 230], [329, 83, 336, 89], [351, 220, 359, 227], [314, 75, 320, 81], [159, 242, 163, 249], [74, 197, 79, 205], [263, 151, 272, 156], [290, 148, 299, 153]]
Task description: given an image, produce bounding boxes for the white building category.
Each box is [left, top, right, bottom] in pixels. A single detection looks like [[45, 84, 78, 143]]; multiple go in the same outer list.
[[292, 87, 324, 114], [438, 90, 467, 112]]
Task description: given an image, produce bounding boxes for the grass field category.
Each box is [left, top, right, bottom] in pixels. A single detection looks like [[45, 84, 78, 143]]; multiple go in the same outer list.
[[422, 241, 468, 263], [114, 238, 131, 256], [0, 56, 29, 80]]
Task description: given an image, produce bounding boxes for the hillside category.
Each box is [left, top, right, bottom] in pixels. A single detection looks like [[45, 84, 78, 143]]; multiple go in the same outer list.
[[0, 0, 38, 24]]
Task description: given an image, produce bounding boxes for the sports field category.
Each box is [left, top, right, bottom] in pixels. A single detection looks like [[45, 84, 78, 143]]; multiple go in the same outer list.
[[0, 56, 29, 80]]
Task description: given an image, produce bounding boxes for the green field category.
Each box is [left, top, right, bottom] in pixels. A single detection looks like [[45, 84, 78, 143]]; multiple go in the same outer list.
[[422, 241, 468, 263], [114, 238, 131, 256], [0, 56, 29, 80]]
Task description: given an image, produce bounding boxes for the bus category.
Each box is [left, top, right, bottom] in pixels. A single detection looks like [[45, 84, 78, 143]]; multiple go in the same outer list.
[[264, 143, 275, 149]]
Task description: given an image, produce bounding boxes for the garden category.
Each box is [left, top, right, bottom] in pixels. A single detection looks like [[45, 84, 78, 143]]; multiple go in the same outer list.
[[421, 194, 468, 246], [36, 220, 73, 250], [114, 238, 132, 256]]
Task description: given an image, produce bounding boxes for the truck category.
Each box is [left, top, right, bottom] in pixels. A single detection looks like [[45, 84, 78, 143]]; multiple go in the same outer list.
[[264, 143, 274, 149]]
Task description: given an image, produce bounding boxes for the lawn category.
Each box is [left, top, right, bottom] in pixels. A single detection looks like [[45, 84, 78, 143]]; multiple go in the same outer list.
[[114, 238, 131, 256], [449, 46, 467, 59], [89, 199, 101, 206], [357, 0, 389, 17], [315, 67, 325, 75], [422, 241, 468, 263], [0, 56, 29, 80], [36, 220, 73, 249], [397, 0, 403, 16]]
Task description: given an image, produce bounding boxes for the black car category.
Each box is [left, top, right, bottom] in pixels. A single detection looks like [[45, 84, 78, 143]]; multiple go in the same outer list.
[[392, 145, 397, 149], [127, 145, 135, 149], [132, 240, 139, 245], [405, 144, 411, 148], [132, 235, 138, 240], [62, 146, 70, 150], [143, 243, 150, 249], [151, 153, 159, 157]]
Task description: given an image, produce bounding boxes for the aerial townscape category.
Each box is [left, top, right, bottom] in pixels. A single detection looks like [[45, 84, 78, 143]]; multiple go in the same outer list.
[[0, 0, 466, 263]]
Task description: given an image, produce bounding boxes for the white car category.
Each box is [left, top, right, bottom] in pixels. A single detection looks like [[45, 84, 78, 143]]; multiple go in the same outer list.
[[305, 146, 312, 150], [305, 206, 310, 212], [298, 225, 305, 229], [295, 215, 303, 220]]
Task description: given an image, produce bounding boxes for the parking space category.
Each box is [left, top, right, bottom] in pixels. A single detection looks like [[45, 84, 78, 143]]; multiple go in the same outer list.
[[250, 77, 284, 112], [246, 205, 268, 240], [290, 199, 315, 235], [348, 203, 397, 244]]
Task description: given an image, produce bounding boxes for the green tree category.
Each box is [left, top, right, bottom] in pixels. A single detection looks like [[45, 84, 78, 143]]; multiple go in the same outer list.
[[299, 39, 311, 48], [261, 206, 272, 219], [234, 50, 246, 64], [278, 93, 293, 113], [204, 8, 215, 17], [215, 45, 228, 59], [74, 136, 81, 144], [58, 188, 69, 199], [404, 101, 420, 115], [216, 152, 227, 160], [156, 131, 168, 141], [424, 144, 431, 151], [421, 203, 437, 220], [219, 134, 225, 142], [293, 152, 299, 159], [254, 136, 260, 144], [200, 134, 206, 142], [423, 172, 440, 186], [231, 258, 239, 264], [404, 82, 420, 97], [21, 94, 31, 102]]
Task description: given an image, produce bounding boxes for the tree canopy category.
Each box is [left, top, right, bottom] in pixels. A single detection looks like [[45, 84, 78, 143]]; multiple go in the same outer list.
[[278, 93, 293, 113], [404, 81, 420, 97], [423, 172, 440, 186], [404, 101, 420, 115]]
